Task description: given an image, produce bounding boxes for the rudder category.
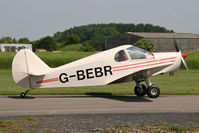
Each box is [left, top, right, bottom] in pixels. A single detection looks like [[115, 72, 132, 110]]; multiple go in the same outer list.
[[12, 49, 52, 88]]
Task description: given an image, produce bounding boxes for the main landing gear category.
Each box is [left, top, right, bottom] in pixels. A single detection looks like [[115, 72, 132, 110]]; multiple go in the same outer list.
[[134, 78, 160, 98], [20, 88, 34, 98]]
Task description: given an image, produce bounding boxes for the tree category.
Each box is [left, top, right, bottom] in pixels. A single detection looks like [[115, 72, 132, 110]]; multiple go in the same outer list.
[[35, 36, 57, 51], [53, 23, 174, 51], [99, 27, 119, 36], [0, 37, 13, 43], [136, 23, 145, 32], [144, 24, 154, 32], [65, 34, 80, 45], [133, 38, 155, 52], [18, 38, 30, 44], [13, 38, 17, 43], [89, 34, 106, 50]]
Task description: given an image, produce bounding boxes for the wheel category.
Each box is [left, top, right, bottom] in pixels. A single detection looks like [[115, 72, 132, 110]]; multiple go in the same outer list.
[[147, 85, 160, 98], [20, 92, 26, 98], [134, 84, 147, 97]]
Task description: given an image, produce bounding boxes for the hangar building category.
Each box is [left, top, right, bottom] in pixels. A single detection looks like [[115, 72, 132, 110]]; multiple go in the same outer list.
[[106, 32, 199, 51], [0, 44, 32, 52]]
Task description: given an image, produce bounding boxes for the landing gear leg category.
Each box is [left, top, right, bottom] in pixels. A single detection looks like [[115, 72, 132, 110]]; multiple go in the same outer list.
[[145, 77, 160, 98], [134, 80, 147, 97], [145, 77, 152, 87], [20, 88, 33, 98]]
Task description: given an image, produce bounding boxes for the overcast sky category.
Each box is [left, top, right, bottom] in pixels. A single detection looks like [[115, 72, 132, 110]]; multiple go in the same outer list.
[[0, 0, 198, 40]]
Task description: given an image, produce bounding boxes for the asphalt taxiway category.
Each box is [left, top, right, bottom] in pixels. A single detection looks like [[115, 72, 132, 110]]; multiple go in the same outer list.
[[0, 95, 199, 116]]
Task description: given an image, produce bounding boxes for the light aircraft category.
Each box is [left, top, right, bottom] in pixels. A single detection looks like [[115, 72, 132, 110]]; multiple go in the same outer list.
[[12, 44, 188, 98]]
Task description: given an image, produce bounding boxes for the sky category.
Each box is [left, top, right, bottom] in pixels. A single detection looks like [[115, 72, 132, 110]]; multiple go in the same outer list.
[[0, 0, 199, 40]]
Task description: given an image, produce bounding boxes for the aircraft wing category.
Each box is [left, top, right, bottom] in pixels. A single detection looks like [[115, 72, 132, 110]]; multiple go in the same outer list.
[[110, 63, 171, 84], [132, 63, 171, 78]]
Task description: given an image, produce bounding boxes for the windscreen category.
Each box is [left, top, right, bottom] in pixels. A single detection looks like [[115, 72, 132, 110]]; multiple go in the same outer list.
[[126, 46, 154, 60]]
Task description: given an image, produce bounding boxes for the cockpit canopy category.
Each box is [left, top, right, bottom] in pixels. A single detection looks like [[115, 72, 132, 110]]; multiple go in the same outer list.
[[114, 45, 154, 62]]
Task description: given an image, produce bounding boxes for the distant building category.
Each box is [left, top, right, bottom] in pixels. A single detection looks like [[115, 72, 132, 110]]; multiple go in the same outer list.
[[36, 49, 46, 52], [106, 32, 199, 51], [0, 44, 32, 52]]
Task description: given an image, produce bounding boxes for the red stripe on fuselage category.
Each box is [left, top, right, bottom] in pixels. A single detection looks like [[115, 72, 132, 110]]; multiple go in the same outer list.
[[113, 57, 177, 70], [112, 60, 158, 69], [36, 78, 58, 84], [159, 57, 177, 61], [113, 60, 175, 72]]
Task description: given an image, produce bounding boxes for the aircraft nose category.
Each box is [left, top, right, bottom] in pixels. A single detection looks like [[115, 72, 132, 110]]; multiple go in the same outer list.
[[181, 53, 188, 59]]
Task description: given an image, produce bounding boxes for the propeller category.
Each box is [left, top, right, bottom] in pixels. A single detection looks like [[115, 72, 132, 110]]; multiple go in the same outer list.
[[174, 40, 180, 52], [174, 40, 188, 71]]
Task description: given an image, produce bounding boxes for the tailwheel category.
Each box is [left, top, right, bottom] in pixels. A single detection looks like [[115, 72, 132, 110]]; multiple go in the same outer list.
[[20, 88, 33, 98], [20, 92, 26, 98], [147, 85, 160, 98], [134, 84, 147, 97]]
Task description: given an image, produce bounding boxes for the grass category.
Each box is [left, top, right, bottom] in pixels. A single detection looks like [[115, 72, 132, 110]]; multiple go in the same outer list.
[[0, 118, 198, 133], [0, 52, 15, 69], [169, 126, 187, 132], [0, 69, 199, 95], [37, 51, 95, 68], [0, 117, 48, 133], [0, 51, 95, 69], [58, 43, 84, 51], [0, 120, 24, 133], [24, 117, 35, 121], [183, 51, 199, 69], [0, 51, 198, 69]]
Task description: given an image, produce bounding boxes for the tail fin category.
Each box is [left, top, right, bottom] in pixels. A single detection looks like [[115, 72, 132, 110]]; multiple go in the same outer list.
[[12, 49, 52, 88]]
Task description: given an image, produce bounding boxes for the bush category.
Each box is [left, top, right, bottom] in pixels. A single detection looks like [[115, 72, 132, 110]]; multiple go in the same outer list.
[[59, 44, 84, 51], [81, 43, 96, 52], [133, 38, 155, 52]]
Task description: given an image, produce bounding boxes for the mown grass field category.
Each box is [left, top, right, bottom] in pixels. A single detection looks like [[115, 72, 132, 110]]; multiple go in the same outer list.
[[0, 51, 199, 95], [184, 51, 199, 69], [0, 69, 199, 95], [0, 51, 199, 69], [0, 51, 95, 69]]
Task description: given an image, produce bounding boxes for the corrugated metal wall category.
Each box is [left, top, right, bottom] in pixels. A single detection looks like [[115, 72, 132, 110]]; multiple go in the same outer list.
[[150, 38, 199, 51], [106, 33, 199, 51]]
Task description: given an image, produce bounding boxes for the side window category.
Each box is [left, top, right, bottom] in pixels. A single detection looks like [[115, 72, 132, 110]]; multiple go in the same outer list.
[[114, 50, 128, 62]]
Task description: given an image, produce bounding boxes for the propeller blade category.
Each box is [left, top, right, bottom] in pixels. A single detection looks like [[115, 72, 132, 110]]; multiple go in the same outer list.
[[174, 40, 188, 71], [180, 51, 188, 71], [174, 40, 179, 52]]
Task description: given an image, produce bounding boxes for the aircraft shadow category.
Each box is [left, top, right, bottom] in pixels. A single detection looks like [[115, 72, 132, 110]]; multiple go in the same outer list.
[[7, 94, 152, 102], [89, 95, 152, 102], [85, 92, 152, 102], [8, 96, 35, 99]]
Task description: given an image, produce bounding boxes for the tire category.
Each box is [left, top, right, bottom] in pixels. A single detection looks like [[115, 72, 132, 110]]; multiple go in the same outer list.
[[20, 92, 26, 98], [134, 84, 147, 97], [147, 85, 160, 98]]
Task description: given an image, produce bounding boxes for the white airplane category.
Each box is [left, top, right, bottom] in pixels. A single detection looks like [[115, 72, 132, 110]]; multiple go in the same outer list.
[[12, 44, 188, 98]]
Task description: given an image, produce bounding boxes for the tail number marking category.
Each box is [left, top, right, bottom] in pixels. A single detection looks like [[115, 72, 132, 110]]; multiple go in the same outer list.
[[59, 66, 112, 83]]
